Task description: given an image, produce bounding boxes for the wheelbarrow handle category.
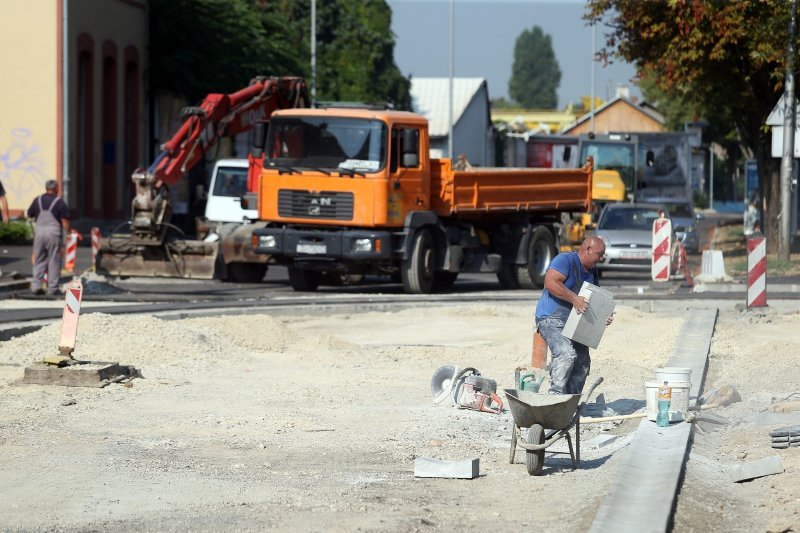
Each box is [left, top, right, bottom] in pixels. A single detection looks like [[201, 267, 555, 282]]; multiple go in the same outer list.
[[583, 377, 603, 404]]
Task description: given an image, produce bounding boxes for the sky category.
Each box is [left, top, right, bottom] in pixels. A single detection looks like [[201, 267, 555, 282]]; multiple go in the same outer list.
[[386, 0, 642, 108]]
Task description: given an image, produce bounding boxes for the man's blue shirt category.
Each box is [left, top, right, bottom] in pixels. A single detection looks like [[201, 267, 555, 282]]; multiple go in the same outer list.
[[535, 251, 598, 321]]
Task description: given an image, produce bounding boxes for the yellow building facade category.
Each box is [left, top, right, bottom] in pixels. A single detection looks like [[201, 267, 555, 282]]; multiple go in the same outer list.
[[0, 0, 147, 221]]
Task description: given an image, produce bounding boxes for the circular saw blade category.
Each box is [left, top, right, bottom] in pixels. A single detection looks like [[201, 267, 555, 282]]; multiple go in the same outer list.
[[431, 365, 458, 404]]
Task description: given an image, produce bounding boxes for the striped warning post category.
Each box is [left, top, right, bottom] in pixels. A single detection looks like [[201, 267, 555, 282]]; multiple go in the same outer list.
[[747, 232, 767, 308], [58, 279, 83, 356], [91, 227, 101, 270], [64, 229, 79, 273], [651, 217, 672, 281]]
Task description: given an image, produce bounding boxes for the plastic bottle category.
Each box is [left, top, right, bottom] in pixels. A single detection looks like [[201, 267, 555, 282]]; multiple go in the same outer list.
[[656, 381, 672, 427]]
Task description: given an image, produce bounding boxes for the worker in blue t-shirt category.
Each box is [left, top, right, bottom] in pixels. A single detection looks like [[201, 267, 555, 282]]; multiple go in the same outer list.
[[535, 236, 613, 395]]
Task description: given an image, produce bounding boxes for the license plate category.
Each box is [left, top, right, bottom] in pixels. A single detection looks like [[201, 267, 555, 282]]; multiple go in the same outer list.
[[620, 250, 648, 259], [297, 243, 326, 254]]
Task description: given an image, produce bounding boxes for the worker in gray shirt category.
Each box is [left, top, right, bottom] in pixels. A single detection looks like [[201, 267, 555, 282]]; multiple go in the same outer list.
[[27, 180, 70, 295]]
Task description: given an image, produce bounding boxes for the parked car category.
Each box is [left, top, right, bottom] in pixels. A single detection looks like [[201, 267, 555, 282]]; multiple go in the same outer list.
[[592, 202, 673, 274], [641, 197, 703, 254]]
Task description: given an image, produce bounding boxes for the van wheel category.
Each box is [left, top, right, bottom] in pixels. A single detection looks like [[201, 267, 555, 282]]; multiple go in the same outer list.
[[402, 229, 435, 294], [517, 227, 556, 290], [225, 263, 267, 283], [288, 268, 321, 291]]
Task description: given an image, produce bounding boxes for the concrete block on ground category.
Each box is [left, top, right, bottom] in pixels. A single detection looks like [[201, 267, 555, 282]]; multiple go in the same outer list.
[[584, 434, 619, 450], [414, 457, 479, 479], [562, 282, 615, 349], [726, 456, 784, 482]]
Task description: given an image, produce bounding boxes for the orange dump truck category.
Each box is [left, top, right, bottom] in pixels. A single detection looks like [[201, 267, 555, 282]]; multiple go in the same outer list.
[[252, 106, 593, 293]]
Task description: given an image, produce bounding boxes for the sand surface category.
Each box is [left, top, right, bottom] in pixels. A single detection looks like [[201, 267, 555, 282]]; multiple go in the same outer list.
[[1, 302, 799, 531]]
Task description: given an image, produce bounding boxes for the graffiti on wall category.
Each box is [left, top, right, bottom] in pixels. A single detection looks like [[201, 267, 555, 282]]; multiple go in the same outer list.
[[0, 127, 54, 212]]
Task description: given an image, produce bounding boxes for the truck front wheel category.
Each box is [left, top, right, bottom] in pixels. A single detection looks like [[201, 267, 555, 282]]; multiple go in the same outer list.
[[402, 228, 435, 294], [517, 227, 556, 289], [288, 268, 321, 291]]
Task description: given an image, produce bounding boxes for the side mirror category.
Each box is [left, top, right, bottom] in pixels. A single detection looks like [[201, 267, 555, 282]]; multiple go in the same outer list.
[[696, 212, 705, 220], [402, 153, 419, 167], [646, 149, 655, 167], [251, 122, 267, 158]]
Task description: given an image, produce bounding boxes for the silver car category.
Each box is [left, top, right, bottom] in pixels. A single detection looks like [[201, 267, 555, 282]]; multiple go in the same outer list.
[[593, 202, 673, 274]]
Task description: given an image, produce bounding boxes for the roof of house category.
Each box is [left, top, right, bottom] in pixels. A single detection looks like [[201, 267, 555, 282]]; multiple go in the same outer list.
[[559, 96, 665, 134], [410, 77, 489, 137]]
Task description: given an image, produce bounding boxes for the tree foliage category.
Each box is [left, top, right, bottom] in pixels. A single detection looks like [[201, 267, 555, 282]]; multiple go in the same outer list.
[[149, 0, 410, 109], [508, 26, 561, 108], [585, 0, 794, 249], [149, 0, 303, 102]]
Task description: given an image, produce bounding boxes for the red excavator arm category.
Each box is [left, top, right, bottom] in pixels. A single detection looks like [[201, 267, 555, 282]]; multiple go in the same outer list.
[[130, 76, 307, 244], [97, 76, 307, 280]]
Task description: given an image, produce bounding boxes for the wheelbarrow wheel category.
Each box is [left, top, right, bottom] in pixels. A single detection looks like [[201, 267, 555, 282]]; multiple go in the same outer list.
[[525, 424, 545, 476], [509, 426, 518, 464]]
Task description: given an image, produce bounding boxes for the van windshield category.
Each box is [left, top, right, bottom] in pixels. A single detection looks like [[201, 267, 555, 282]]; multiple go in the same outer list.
[[266, 117, 387, 174]]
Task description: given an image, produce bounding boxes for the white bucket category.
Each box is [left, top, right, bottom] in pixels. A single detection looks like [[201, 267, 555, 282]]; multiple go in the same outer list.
[[654, 367, 692, 384], [645, 381, 691, 422]]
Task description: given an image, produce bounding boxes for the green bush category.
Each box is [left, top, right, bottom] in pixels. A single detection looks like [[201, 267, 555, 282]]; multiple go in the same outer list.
[[0, 220, 34, 244]]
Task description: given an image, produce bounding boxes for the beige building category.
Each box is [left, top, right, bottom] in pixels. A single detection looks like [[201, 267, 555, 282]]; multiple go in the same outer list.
[[0, 0, 148, 222], [560, 97, 666, 135]]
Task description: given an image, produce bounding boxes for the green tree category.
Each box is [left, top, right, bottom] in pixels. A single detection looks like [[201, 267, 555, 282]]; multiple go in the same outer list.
[[149, 0, 303, 102], [268, 0, 411, 109], [149, 0, 410, 109], [585, 0, 793, 250], [508, 26, 561, 108]]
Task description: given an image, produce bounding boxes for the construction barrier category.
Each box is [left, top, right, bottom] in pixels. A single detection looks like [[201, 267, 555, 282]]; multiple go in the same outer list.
[[91, 227, 101, 270], [651, 216, 672, 282], [672, 242, 694, 286], [747, 232, 767, 308], [64, 229, 80, 273]]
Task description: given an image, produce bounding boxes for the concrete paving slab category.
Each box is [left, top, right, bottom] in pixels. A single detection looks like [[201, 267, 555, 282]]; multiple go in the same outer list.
[[727, 456, 784, 482], [562, 282, 615, 349], [413, 457, 479, 479]]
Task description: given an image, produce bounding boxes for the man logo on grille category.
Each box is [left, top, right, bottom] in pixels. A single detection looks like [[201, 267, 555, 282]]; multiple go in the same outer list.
[[308, 196, 332, 216]]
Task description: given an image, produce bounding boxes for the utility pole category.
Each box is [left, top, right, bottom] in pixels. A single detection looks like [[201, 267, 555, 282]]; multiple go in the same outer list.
[[709, 148, 714, 211], [590, 23, 596, 133], [311, 0, 317, 108], [779, 0, 797, 261], [448, 0, 454, 159]]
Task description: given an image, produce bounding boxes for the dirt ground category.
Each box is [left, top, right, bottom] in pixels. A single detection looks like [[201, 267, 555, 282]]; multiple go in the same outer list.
[[1, 300, 799, 532]]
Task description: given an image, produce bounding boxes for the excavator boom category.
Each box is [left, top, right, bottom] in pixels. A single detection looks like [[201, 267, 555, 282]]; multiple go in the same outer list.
[[96, 76, 307, 279]]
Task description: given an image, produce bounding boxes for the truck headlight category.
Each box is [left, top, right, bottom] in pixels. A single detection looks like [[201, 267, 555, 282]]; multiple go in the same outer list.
[[354, 238, 373, 252], [258, 235, 277, 248]]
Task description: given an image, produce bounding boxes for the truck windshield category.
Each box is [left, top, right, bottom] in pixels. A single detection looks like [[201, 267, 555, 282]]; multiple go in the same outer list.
[[581, 142, 635, 192], [266, 117, 387, 174]]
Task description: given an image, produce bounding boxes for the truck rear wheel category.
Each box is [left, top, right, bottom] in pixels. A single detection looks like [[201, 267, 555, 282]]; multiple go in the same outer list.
[[225, 263, 267, 283], [497, 263, 520, 289], [433, 271, 458, 290], [288, 268, 321, 291], [517, 227, 556, 289], [402, 228, 435, 294]]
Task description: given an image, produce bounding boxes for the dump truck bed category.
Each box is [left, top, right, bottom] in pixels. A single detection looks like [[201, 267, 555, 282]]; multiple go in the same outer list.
[[430, 158, 593, 217]]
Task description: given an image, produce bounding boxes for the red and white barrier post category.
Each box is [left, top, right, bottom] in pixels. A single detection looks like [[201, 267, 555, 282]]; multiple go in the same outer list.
[[747, 232, 767, 308], [651, 215, 672, 282], [45, 279, 83, 365], [64, 229, 80, 273], [91, 227, 101, 271]]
